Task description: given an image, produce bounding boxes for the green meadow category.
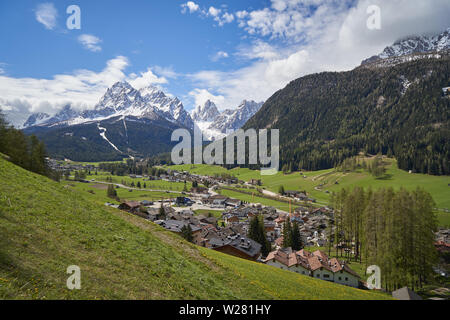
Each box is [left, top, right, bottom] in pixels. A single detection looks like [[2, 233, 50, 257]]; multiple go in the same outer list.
[[169, 160, 450, 210]]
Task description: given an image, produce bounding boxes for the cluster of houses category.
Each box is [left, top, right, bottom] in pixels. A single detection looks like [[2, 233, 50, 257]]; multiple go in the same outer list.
[[47, 158, 95, 172], [263, 248, 361, 288], [283, 190, 316, 203], [106, 168, 367, 288]]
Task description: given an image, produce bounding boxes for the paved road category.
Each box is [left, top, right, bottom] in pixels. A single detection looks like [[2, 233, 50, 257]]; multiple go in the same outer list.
[[90, 180, 184, 194]]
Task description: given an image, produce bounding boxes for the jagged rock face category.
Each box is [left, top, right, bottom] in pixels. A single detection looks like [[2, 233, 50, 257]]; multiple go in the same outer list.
[[22, 112, 50, 128], [191, 100, 221, 122], [362, 27, 450, 65], [139, 86, 194, 130], [208, 100, 264, 134]]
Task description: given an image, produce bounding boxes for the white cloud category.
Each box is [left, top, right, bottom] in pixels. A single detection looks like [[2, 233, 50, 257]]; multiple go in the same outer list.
[[187, 0, 450, 111], [211, 51, 229, 62], [0, 56, 168, 126], [222, 12, 234, 24], [181, 1, 200, 14], [35, 2, 58, 30], [153, 66, 179, 79], [128, 68, 168, 90], [236, 40, 279, 61], [78, 34, 102, 52], [208, 6, 221, 17], [188, 89, 225, 109]]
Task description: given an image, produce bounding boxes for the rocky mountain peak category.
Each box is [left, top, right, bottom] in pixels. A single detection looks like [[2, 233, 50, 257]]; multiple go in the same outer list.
[[191, 100, 220, 122], [362, 27, 450, 66]]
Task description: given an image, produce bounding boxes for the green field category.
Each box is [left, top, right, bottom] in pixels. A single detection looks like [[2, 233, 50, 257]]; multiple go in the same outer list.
[[84, 173, 191, 192], [219, 189, 292, 212], [67, 181, 177, 205], [169, 160, 450, 210], [0, 156, 390, 300]]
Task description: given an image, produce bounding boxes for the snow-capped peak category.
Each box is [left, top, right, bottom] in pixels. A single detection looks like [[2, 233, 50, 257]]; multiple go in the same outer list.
[[191, 100, 220, 122], [23, 82, 194, 130], [362, 27, 450, 65], [23, 112, 51, 128]]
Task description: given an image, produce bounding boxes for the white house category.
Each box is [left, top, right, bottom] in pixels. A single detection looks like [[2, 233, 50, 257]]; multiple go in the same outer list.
[[264, 248, 361, 288]]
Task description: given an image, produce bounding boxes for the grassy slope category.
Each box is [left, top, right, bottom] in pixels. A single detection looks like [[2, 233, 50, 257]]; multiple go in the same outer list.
[[0, 158, 390, 300]]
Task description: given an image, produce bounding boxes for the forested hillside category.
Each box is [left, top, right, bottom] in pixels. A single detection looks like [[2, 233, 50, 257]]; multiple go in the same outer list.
[[244, 57, 450, 175], [0, 111, 49, 177]]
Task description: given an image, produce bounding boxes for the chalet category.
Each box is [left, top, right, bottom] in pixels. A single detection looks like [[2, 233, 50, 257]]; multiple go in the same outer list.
[[225, 198, 242, 208], [210, 234, 262, 261], [264, 249, 361, 288], [263, 248, 310, 276], [118, 201, 141, 212], [146, 207, 160, 221], [294, 206, 309, 215], [198, 215, 218, 226], [224, 214, 239, 224], [274, 216, 287, 228], [157, 220, 203, 245], [206, 195, 228, 207], [284, 190, 301, 198]]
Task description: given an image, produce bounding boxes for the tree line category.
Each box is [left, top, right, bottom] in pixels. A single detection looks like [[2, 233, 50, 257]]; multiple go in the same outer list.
[[0, 111, 58, 179], [331, 187, 438, 291]]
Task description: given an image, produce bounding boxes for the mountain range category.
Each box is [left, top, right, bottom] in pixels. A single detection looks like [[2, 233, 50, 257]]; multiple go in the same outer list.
[[23, 81, 263, 161], [191, 99, 264, 140]]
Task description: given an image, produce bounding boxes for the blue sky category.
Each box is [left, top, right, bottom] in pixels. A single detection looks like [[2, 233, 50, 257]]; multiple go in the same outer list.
[[1, 0, 449, 126]]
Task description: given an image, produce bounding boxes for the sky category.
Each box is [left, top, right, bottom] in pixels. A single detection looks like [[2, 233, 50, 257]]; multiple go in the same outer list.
[[0, 0, 449, 126]]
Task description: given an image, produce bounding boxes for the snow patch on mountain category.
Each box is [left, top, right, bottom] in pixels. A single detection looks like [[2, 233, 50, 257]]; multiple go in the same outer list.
[[362, 27, 450, 65], [97, 123, 121, 153], [22, 112, 51, 128]]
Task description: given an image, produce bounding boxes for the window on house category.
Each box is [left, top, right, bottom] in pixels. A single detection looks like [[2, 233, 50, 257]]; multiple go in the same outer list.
[[316, 274, 320, 278], [323, 274, 330, 278], [338, 277, 342, 280], [345, 277, 349, 281]]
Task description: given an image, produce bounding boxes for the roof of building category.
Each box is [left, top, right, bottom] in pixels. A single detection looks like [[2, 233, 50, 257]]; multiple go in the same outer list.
[[120, 201, 141, 208], [159, 220, 201, 233]]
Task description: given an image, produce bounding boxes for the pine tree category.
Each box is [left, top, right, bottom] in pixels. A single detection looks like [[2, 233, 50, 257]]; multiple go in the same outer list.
[[107, 184, 117, 199], [181, 225, 194, 243], [291, 221, 303, 250], [282, 217, 292, 248]]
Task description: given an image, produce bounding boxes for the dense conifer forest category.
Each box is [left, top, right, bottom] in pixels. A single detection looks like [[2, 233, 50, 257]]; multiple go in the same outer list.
[[244, 58, 450, 175]]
